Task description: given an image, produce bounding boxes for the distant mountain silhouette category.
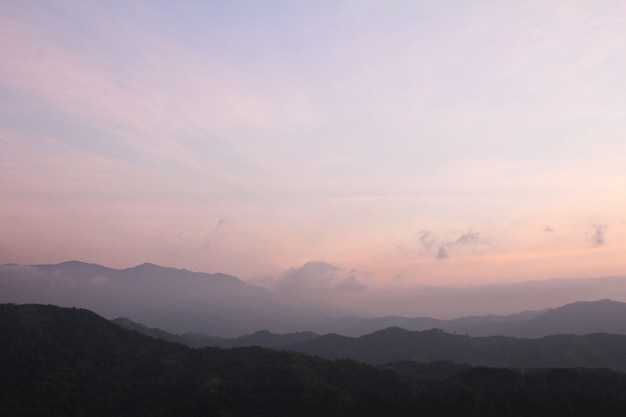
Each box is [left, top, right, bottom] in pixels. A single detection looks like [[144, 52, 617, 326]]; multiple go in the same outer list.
[[447, 299, 626, 337], [226, 329, 320, 348], [113, 317, 318, 348], [285, 326, 626, 369], [308, 309, 545, 337], [511, 299, 626, 337], [309, 299, 626, 338], [3, 261, 626, 338], [111, 303, 626, 371], [0, 261, 349, 337], [113, 298, 626, 350]]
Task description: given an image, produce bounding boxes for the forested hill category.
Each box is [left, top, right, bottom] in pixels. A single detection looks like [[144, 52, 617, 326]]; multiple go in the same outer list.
[[0, 303, 418, 417], [3, 304, 626, 417]]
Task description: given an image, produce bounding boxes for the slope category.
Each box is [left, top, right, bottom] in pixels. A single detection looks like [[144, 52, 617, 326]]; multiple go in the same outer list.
[[4, 303, 626, 417]]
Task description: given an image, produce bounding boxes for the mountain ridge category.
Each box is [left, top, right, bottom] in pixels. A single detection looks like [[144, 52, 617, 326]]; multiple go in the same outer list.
[[113, 299, 626, 346], [285, 326, 626, 369], [3, 261, 626, 337], [1, 261, 344, 337], [5, 303, 626, 416], [110, 301, 626, 371]]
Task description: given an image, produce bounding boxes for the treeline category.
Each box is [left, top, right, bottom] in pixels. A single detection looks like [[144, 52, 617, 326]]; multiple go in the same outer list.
[[2, 304, 626, 416]]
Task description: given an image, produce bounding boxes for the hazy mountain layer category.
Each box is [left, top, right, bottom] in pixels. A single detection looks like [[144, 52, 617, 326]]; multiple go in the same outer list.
[[112, 317, 319, 348], [286, 327, 626, 370], [311, 299, 626, 337], [0, 261, 347, 337], [111, 305, 626, 371], [2, 261, 626, 338], [113, 299, 626, 350]]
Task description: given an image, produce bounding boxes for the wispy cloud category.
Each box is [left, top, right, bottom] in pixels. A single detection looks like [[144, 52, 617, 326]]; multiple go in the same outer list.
[[407, 230, 490, 260], [0, 4, 316, 191], [448, 231, 485, 247], [2, 1, 626, 285], [418, 230, 437, 250], [587, 223, 608, 248]]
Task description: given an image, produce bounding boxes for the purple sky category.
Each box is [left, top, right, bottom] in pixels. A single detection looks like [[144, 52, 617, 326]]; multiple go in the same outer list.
[[1, 1, 625, 297]]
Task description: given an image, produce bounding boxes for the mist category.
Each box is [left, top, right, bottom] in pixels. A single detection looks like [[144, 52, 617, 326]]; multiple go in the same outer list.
[[2, 261, 625, 337]]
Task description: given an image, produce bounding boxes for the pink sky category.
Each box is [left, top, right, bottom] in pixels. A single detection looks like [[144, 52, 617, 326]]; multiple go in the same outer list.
[[1, 1, 625, 296]]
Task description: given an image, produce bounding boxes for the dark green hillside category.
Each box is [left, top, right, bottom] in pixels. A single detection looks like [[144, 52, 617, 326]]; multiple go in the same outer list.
[[0, 304, 202, 416], [0, 304, 421, 416], [3, 304, 626, 417]]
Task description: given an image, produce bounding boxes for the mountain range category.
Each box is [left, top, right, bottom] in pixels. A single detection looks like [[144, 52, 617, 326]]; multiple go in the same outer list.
[[113, 298, 626, 350], [2, 261, 626, 338], [311, 299, 626, 337], [112, 317, 319, 349], [4, 303, 626, 416], [113, 302, 626, 371], [0, 261, 344, 337], [286, 327, 626, 369]]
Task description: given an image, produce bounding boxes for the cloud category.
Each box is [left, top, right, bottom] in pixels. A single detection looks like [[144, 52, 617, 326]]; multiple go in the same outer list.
[[391, 270, 406, 281], [448, 231, 485, 246], [204, 217, 227, 246], [272, 261, 369, 297], [587, 223, 608, 247], [436, 247, 449, 259], [400, 229, 490, 260], [333, 275, 368, 292], [273, 261, 339, 297], [0, 4, 317, 194], [247, 274, 276, 288], [395, 244, 415, 258], [0, 264, 40, 280], [418, 230, 436, 250], [433, 231, 487, 260]]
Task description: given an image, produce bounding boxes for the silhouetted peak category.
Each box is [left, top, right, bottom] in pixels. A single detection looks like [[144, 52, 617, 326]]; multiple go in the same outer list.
[[544, 299, 625, 316], [40, 260, 97, 268], [57, 260, 92, 267], [130, 262, 164, 271], [34, 260, 115, 273]]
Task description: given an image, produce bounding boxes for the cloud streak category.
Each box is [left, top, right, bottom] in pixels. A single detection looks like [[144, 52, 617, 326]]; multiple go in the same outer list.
[[436, 247, 449, 260], [411, 230, 490, 260], [1, 2, 626, 285], [587, 223, 608, 248], [449, 232, 485, 246]]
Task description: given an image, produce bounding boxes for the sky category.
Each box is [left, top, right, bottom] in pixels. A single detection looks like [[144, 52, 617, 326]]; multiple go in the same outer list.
[[2, 0, 626, 298]]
